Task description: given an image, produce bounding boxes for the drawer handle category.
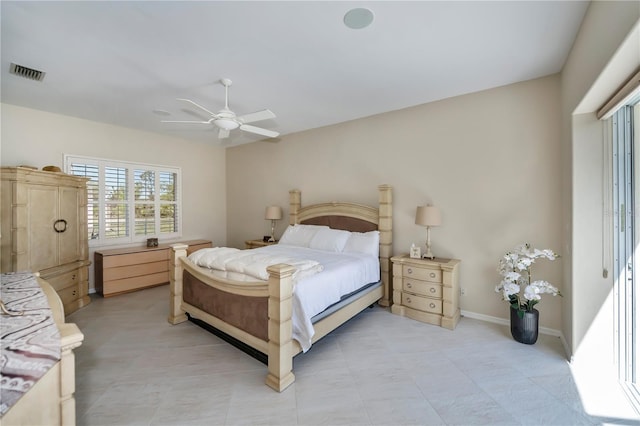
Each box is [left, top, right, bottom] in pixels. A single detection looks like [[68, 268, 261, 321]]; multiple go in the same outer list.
[[53, 219, 67, 233], [407, 282, 412, 288], [430, 272, 436, 278], [406, 297, 411, 303], [407, 268, 413, 274], [430, 303, 436, 309], [72, 274, 76, 280], [430, 287, 436, 293]]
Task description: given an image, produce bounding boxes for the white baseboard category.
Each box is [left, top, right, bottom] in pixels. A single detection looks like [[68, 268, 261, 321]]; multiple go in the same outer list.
[[461, 309, 571, 359]]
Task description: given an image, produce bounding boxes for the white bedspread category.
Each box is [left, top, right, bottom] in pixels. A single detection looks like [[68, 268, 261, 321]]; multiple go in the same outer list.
[[188, 245, 380, 352], [188, 247, 323, 281]]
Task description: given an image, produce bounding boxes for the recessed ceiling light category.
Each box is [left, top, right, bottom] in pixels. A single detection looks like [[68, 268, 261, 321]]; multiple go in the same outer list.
[[343, 8, 374, 30]]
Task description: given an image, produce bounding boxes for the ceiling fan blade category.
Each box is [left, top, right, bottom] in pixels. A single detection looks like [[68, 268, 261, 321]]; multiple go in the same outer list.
[[218, 128, 230, 139], [237, 109, 276, 124], [176, 98, 216, 117], [240, 124, 280, 138], [161, 119, 213, 124]]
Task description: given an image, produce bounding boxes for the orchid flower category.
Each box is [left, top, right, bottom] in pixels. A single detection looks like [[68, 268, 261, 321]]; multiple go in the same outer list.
[[495, 243, 561, 313]]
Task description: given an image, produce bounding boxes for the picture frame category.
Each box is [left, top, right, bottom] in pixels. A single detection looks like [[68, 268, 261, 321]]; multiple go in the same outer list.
[[410, 245, 421, 259]]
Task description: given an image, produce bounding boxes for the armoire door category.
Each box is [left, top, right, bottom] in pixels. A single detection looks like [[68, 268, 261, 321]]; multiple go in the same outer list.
[[27, 184, 59, 271], [58, 185, 82, 265]]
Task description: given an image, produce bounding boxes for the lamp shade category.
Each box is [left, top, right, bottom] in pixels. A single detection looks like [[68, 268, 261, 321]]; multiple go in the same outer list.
[[415, 205, 441, 227], [265, 206, 283, 220]]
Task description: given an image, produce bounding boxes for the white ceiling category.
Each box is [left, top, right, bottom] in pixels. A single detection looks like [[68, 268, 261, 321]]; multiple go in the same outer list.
[[1, 1, 589, 147]]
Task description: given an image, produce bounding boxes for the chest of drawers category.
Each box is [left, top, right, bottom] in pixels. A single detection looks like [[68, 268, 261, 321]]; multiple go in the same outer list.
[[390, 254, 461, 329], [95, 239, 211, 297]]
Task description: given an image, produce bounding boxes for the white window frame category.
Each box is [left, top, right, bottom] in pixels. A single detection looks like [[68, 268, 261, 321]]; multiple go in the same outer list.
[[64, 154, 182, 247]]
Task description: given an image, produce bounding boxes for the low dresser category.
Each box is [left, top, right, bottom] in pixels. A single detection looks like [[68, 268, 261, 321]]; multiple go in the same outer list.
[[95, 239, 211, 297]]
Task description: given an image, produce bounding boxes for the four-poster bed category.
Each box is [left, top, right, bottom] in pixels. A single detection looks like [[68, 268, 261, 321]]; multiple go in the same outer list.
[[168, 185, 392, 391]]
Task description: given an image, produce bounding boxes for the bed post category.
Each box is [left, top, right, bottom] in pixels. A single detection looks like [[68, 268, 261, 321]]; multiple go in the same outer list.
[[378, 184, 393, 307], [38, 277, 84, 426], [289, 189, 301, 225], [265, 263, 296, 392], [168, 243, 188, 325], [59, 322, 83, 425]]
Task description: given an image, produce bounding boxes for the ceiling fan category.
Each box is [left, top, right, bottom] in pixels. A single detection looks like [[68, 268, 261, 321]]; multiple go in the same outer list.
[[162, 78, 279, 140]]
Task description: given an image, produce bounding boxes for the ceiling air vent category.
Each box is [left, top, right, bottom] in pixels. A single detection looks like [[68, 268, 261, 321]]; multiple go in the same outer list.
[[9, 63, 45, 81]]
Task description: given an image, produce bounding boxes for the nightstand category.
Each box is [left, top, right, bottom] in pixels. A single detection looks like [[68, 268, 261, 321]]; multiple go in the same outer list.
[[390, 254, 461, 330], [245, 239, 278, 249]]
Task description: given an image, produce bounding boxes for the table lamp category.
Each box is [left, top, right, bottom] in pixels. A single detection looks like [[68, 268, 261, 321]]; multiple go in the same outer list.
[[265, 206, 282, 242], [415, 205, 441, 259]]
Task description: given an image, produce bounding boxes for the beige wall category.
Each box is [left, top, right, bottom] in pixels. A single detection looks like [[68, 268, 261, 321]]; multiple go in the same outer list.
[[227, 75, 564, 330], [0, 103, 227, 291], [561, 0, 640, 363]]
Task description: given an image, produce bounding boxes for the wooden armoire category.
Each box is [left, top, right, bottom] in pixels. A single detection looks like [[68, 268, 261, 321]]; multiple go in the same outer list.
[[1, 167, 91, 314]]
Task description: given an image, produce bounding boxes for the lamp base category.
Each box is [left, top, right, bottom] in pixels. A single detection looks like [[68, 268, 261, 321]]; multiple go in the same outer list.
[[269, 220, 276, 243], [423, 227, 435, 260]]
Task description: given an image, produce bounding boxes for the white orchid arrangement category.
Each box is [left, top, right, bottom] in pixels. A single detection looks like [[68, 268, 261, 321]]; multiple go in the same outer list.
[[496, 243, 561, 317]]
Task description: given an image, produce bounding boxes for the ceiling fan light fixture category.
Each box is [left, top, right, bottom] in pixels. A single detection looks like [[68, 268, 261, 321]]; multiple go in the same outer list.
[[215, 118, 240, 130]]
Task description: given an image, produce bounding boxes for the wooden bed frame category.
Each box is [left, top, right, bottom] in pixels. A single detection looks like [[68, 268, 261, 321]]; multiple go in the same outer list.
[[168, 185, 392, 392]]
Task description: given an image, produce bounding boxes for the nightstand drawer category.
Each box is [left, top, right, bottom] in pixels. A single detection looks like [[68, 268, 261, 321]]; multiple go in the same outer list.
[[403, 280, 442, 298], [403, 265, 442, 283], [402, 293, 442, 314]]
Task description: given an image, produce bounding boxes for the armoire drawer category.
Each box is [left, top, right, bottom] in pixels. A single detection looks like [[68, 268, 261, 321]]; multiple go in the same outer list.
[[57, 285, 80, 309], [43, 269, 80, 292]]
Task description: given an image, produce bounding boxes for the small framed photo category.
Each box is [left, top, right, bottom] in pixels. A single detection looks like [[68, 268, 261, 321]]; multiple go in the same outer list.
[[410, 245, 421, 259]]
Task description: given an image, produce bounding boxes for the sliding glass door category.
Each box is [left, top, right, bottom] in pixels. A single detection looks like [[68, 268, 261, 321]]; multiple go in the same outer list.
[[612, 105, 635, 383], [612, 100, 640, 400]]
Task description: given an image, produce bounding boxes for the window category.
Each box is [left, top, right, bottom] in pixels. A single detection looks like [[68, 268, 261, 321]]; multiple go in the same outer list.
[[65, 155, 181, 246]]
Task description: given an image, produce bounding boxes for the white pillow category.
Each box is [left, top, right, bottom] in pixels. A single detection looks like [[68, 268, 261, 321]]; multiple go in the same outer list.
[[278, 224, 329, 247], [343, 230, 380, 257], [309, 228, 351, 252]]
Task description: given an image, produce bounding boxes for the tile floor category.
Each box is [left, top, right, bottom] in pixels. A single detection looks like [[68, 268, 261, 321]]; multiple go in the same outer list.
[[68, 285, 636, 425]]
